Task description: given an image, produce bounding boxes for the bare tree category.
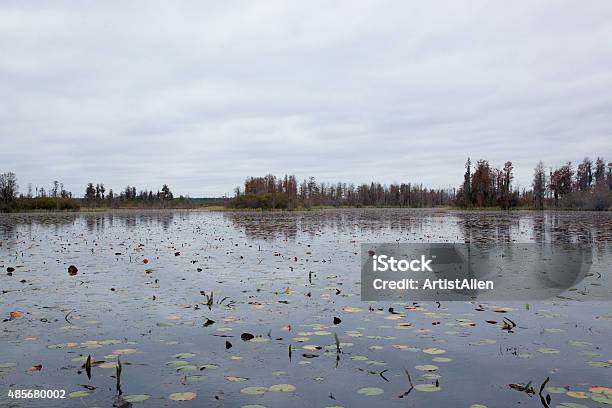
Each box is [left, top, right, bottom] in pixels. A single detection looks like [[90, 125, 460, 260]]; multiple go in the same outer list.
[[0, 172, 19, 205], [532, 161, 546, 210]]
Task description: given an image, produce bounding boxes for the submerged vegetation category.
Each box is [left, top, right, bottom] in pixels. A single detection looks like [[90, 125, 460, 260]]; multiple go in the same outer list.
[[229, 156, 612, 210]]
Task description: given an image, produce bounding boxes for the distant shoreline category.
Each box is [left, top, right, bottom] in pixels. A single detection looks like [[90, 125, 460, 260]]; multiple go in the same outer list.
[[2, 205, 610, 214]]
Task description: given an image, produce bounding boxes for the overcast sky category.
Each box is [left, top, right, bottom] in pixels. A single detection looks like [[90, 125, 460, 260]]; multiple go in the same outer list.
[[1, 1, 611, 197]]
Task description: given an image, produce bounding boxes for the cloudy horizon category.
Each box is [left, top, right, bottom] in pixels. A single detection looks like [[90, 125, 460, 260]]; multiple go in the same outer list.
[[1, 1, 611, 197]]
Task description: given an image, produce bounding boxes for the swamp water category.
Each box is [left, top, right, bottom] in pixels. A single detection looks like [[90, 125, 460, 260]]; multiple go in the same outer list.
[[0, 209, 610, 407]]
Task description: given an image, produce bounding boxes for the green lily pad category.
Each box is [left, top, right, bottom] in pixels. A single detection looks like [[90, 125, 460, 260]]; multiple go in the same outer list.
[[176, 365, 198, 372], [555, 403, 589, 408], [168, 392, 197, 401], [414, 384, 440, 392], [591, 394, 612, 404], [537, 347, 560, 354], [587, 361, 610, 367], [240, 387, 268, 395], [123, 395, 150, 403], [172, 352, 195, 359], [166, 360, 189, 367], [357, 387, 384, 396], [268, 384, 296, 392], [415, 364, 438, 371]]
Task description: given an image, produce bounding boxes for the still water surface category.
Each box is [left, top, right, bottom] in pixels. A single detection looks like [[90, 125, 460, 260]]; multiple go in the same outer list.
[[0, 209, 610, 407]]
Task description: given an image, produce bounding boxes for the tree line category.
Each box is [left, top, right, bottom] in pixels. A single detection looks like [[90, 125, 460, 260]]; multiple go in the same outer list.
[[82, 183, 176, 203], [0, 173, 189, 211], [2, 156, 611, 212], [232, 174, 455, 209], [231, 156, 612, 210], [0, 173, 79, 211]]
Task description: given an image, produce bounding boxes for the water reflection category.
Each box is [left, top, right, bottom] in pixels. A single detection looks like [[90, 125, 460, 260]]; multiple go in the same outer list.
[[0, 211, 178, 241], [223, 209, 612, 244], [1, 209, 611, 246]]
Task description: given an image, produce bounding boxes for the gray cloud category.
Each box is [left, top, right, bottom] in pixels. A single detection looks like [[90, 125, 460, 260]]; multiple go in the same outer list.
[[1, 1, 611, 196]]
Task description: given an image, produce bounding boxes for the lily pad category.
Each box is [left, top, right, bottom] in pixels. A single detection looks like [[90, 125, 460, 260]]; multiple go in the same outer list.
[[268, 384, 296, 392], [172, 352, 195, 359], [566, 391, 589, 399], [112, 348, 137, 355], [591, 394, 612, 404], [169, 392, 197, 401], [240, 387, 268, 395], [124, 394, 150, 403], [422, 347, 446, 355], [226, 376, 248, 382], [357, 387, 384, 396], [414, 384, 440, 392], [415, 364, 438, 371], [537, 347, 560, 354], [68, 391, 89, 398]]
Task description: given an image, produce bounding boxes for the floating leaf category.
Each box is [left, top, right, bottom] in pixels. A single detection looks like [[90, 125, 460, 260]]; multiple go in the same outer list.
[[587, 361, 610, 367], [415, 365, 438, 372], [9, 311, 23, 319], [536, 348, 560, 354], [414, 384, 440, 392], [166, 360, 190, 368], [68, 391, 89, 398], [422, 347, 446, 355], [268, 384, 296, 392], [112, 348, 137, 355], [169, 392, 197, 401], [226, 376, 248, 382], [172, 353, 195, 359], [589, 386, 612, 395], [240, 387, 268, 395], [591, 394, 612, 404], [124, 394, 150, 402], [357, 387, 384, 396], [569, 341, 592, 347], [176, 365, 198, 372], [566, 391, 589, 399]]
